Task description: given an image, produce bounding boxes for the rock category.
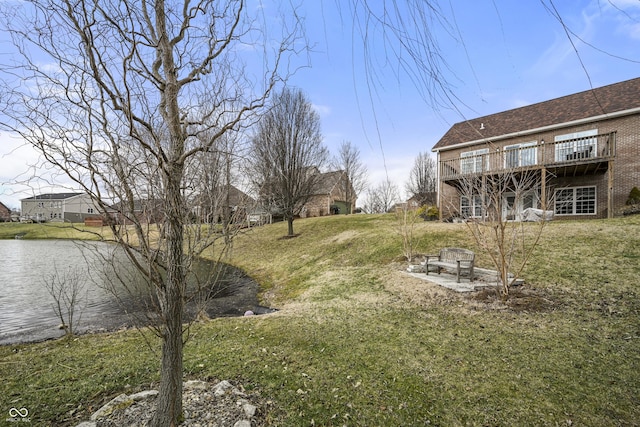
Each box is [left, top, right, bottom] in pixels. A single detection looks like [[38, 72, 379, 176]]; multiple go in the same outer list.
[[184, 380, 208, 390], [213, 379, 234, 396], [79, 380, 262, 426], [407, 264, 426, 273], [130, 390, 159, 401], [90, 394, 133, 421], [242, 402, 257, 417]]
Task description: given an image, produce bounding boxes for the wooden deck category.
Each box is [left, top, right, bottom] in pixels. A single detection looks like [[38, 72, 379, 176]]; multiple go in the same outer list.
[[439, 132, 615, 181]]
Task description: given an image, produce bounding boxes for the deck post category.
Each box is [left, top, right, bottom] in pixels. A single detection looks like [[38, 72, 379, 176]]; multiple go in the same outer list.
[[438, 177, 444, 221], [541, 167, 547, 211], [608, 161, 614, 219], [607, 132, 616, 219]]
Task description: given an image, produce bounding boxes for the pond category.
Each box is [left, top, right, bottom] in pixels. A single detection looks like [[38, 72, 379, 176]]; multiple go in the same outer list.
[[0, 239, 268, 345]]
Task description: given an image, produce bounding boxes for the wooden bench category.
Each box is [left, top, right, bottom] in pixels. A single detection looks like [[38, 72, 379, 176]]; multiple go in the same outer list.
[[422, 248, 475, 283]]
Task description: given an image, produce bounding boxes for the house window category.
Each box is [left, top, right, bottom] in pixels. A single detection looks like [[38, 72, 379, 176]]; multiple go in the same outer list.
[[523, 193, 536, 210], [461, 195, 485, 218], [504, 142, 537, 168], [87, 208, 94, 214], [502, 191, 538, 220], [554, 129, 597, 162], [460, 148, 489, 174], [555, 187, 596, 215]]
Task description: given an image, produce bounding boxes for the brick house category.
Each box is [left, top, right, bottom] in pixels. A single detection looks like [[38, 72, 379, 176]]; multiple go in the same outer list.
[[21, 193, 101, 222], [0, 201, 11, 222], [193, 185, 255, 224], [301, 170, 357, 217], [107, 198, 164, 225], [406, 192, 437, 210], [432, 78, 640, 220]]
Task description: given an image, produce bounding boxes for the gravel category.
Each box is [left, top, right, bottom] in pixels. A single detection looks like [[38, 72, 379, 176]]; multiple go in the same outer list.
[[77, 380, 267, 427]]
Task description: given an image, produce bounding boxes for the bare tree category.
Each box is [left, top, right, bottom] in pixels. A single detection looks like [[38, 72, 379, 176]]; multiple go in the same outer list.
[[364, 179, 399, 213], [188, 130, 248, 244], [455, 167, 550, 296], [250, 87, 329, 236], [395, 204, 426, 263], [43, 265, 87, 337], [332, 141, 368, 213], [0, 1, 305, 424], [405, 151, 437, 206]]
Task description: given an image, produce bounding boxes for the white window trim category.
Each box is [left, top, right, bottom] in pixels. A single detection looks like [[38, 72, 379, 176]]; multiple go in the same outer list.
[[503, 141, 537, 168], [460, 148, 489, 174], [461, 194, 486, 218], [554, 186, 597, 216], [554, 129, 598, 142], [554, 129, 598, 162], [502, 190, 539, 220]]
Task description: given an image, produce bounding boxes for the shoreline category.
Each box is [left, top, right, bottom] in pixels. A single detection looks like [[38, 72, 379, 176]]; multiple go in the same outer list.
[[0, 272, 275, 346]]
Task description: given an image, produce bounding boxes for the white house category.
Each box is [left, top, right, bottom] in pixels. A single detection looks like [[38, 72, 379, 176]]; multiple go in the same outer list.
[[21, 193, 101, 223]]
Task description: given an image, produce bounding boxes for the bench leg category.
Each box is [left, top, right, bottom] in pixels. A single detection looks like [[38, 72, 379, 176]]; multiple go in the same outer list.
[[425, 265, 443, 275]]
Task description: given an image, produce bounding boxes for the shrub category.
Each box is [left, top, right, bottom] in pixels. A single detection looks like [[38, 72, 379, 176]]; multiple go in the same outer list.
[[620, 204, 640, 216], [626, 186, 640, 205], [425, 205, 439, 220]]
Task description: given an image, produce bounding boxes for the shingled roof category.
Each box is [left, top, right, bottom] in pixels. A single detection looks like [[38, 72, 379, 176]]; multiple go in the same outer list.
[[21, 192, 83, 201], [313, 170, 345, 195], [433, 77, 640, 151]]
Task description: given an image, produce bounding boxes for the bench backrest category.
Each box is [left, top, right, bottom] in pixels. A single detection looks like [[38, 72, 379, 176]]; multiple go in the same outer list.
[[440, 247, 474, 262]]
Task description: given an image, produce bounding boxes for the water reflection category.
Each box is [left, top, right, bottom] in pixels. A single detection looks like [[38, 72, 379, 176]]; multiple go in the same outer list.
[[0, 240, 267, 345]]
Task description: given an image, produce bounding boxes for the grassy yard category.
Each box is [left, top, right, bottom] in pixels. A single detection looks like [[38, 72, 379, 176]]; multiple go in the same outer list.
[[1, 215, 639, 426], [0, 222, 104, 240]]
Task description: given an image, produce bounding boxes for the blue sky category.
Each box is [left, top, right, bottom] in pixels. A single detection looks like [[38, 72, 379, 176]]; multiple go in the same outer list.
[[1, 0, 640, 209], [287, 0, 640, 201]]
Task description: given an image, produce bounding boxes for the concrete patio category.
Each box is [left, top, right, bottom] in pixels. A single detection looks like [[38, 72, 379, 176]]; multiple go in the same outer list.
[[406, 265, 521, 293]]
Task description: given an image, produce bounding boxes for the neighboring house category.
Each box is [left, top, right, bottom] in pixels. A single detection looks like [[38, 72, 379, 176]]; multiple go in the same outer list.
[[0, 201, 11, 222], [20, 193, 101, 223], [393, 194, 432, 214], [406, 192, 437, 210], [193, 185, 255, 224], [107, 199, 164, 225], [393, 202, 410, 213], [394, 194, 439, 220], [432, 78, 640, 220], [301, 170, 357, 217]]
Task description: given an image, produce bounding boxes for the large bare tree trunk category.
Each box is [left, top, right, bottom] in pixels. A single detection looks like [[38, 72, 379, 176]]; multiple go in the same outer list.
[[153, 167, 186, 425], [151, 2, 188, 419], [155, 293, 184, 426], [287, 217, 295, 236]]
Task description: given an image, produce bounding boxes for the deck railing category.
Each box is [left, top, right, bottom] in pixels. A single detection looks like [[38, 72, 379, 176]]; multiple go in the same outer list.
[[439, 132, 615, 180]]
